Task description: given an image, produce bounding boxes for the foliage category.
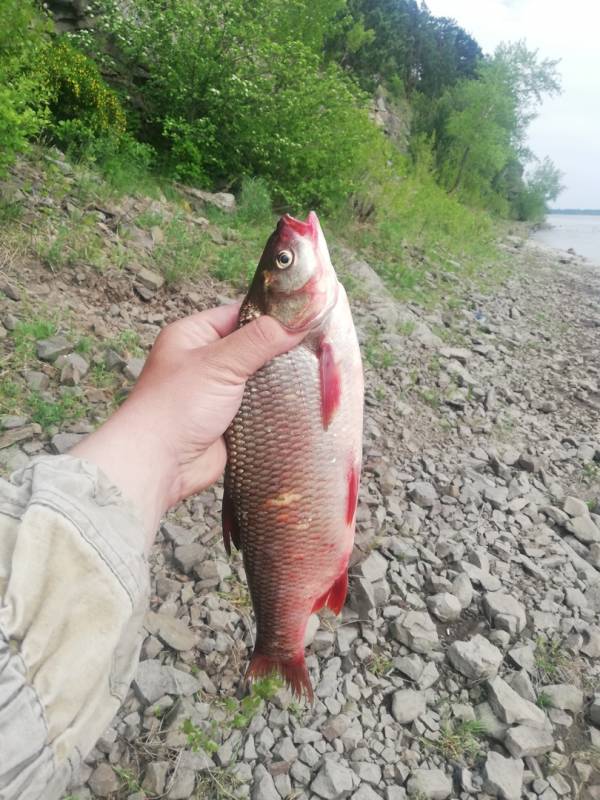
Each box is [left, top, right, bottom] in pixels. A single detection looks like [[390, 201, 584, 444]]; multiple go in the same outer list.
[[73, 0, 388, 208], [535, 635, 568, 683], [433, 719, 487, 762], [0, 0, 51, 173], [28, 391, 86, 431]]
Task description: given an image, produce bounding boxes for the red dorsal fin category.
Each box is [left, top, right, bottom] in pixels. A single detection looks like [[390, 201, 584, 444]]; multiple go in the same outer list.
[[221, 483, 240, 556], [246, 650, 313, 703], [312, 569, 348, 616], [317, 339, 341, 430]]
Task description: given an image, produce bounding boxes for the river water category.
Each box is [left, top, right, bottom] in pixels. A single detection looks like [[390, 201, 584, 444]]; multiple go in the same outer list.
[[532, 213, 600, 266]]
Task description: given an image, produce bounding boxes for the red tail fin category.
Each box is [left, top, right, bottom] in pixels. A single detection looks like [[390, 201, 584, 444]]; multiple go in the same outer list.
[[246, 650, 314, 703]]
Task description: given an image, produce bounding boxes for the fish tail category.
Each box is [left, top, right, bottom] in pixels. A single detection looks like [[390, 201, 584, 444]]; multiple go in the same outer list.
[[246, 650, 314, 703]]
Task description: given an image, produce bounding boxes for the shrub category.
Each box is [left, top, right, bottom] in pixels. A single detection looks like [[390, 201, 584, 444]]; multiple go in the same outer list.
[[0, 0, 50, 173]]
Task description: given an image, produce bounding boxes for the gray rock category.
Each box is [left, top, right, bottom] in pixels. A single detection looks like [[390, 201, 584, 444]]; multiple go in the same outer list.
[[385, 790, 407, 800], [410, 481, 438, 508], [564, 496, 589, 517], [506, 670, 536, 703], [505, 725, 555, 757], [252, 766, 279, 800], [350, 786, 383, 800], [459, 561, 502, 591], [124, 357, 146, 381], [167, 767, 196, 799], [486, 676, 547, 728], [590, 693, 600, 725], [181, 186, 236, 213], [145, 611, 197, 652], [142, 761, 169, 795], [88, 764, 120, 797], [36, 335, 72, 362], [482, 750, 524, 800], [406, 768, 452, 799], [391, 610, 440, 654], [311, 757, 354, 799], [483, 592, 527, 636], [350, 577, 377, 616], [410, 322, 443, 349], [0, 415, 28, 429], [452, 573, 474, 609], [25, 370, 49, 391], [174, 543, 206, 572], [137, 267, 165, 291], [569, 515, 600, 544], [542, 683, 584, 713], [51, 432, 86, 454], [427, 592, 462, 622], [391, 689, 426, 724], [356, 550, 388, 582], [133, 659, 201, 705], [484, 486, 509, 510], [475, 702, 509, 741], [447, 635, 503, 680]]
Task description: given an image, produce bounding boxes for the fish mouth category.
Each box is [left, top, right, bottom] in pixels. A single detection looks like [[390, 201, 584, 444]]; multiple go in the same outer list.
[[281, 210, 319, 238]]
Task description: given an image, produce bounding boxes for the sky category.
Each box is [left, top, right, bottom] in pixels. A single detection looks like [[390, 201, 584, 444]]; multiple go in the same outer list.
[[425, 0, 600, 208]]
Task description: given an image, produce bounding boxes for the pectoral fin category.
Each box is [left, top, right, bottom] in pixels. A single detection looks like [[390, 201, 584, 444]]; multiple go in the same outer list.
[[317, 339, 341, 430]]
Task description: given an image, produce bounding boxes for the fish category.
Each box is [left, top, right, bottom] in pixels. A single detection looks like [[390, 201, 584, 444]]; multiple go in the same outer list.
[[223, 211, 363, 701]]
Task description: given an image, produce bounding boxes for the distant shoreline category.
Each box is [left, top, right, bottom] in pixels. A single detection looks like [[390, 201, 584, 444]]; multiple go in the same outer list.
[[548, 208, 600, 215]]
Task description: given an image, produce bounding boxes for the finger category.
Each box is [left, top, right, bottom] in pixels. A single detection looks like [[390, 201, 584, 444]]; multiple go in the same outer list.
[[169, 303, 242, 348], [206, 315, 305, 383]]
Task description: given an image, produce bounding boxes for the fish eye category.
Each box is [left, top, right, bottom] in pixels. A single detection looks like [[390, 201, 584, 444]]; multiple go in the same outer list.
[[276, 250, 294, 269]]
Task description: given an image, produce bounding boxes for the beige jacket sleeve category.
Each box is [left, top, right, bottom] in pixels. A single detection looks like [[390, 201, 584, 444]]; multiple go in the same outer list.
[[0, 455, 150, 800]]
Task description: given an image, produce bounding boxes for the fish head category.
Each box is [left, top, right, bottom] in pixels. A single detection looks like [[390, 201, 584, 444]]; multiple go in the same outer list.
[[242, 211, 338, 331]]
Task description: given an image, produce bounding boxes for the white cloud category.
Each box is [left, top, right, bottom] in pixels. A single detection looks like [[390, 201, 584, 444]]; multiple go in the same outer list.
[[425, 0, 600, 207]]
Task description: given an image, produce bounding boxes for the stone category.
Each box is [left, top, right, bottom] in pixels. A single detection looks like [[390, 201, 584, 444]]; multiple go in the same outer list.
[[252, 767, 280, 800], [482, 751, 524, 800], [483, 592, 527, 635], [25, 370, 49, 391], [173, 543, 205, 572], [145, 611, 197, 651], [475, 702, 509, 741], [167, 767, 196, 799], [0, 415, 28, 429], [391, 610, 440, 654], [124, 357, 145, 381], [484, 486, 509, 510], [133, 659, 201, 704], [542, 683, 584, 713], [564, 496, 590, 517], [1, 282, 20, 301], [36, 335, 72, 362], [391, 689, 426, 724], [569, 515, 600, 544], [350, 786, 382, 800], [447, 635, 503, 680], [427, 592, 462, 622], [350, 577, 377, 616], [406, 768, 452, 799], [88, 764, 120, 797], [50, 432, 86, 454], [590, 693, 600, 725], [142, 761, 169, 795], [356, 550, 388, 582], [137, 267, 165, 291], [311, 757, 354, 799], [505, 725, 555, 757], [410, 481, 438, 508], [486, 676, 547, 728], [452, 573, 474, 609], [181, 186, 236, 213]]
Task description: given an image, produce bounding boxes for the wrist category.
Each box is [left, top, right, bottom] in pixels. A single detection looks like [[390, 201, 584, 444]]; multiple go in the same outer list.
[[71, 399, 179, 547]]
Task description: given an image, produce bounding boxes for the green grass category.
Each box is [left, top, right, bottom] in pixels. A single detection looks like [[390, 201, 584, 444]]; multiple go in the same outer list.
[[27, 391, 86, 431], [106, 329, 142, 357], [535, 636, 568, 684], [364, 329, 395, 369], [367, 653, 393, 676], [11, 318, 57, 365], [151, 215, 211, 284], [536, 691, 552, 709], [432, 719, 487, 763]]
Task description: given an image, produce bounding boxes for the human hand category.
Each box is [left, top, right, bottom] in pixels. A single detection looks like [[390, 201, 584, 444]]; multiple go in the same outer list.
[[71, 304, 304, 545]]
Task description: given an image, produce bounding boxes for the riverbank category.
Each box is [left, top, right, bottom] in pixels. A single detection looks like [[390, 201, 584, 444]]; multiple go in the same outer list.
[[1, 151, 599, 800]]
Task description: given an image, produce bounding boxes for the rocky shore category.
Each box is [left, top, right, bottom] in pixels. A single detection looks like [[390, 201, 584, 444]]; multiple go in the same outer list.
[[1, 152, 600, 800]]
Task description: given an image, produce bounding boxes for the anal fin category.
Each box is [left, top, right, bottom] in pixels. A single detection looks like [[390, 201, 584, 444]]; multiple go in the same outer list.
[[312, 569, 348, 616]]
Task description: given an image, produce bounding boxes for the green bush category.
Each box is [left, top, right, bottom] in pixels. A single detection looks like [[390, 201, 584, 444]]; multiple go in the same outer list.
[[75, 0, 388, 209], [0, 0, 50, 174], [237, 178, 274, 225]]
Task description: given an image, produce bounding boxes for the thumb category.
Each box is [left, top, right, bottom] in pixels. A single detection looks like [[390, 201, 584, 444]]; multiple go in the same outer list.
[[209, 315, 305, 382]]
